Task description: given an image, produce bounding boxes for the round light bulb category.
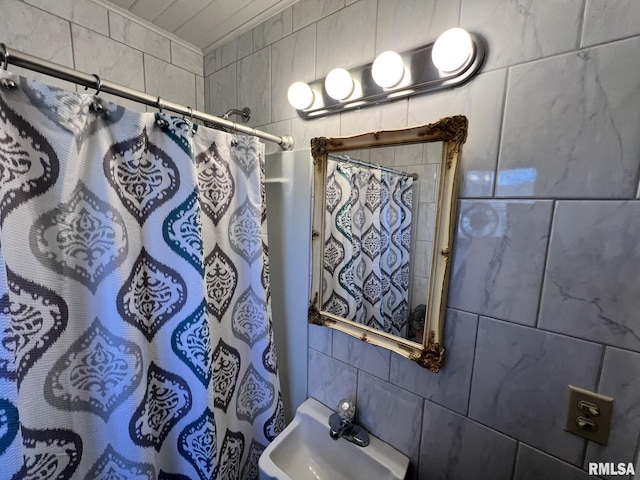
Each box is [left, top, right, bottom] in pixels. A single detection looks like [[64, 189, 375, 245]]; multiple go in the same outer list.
[[431, 28, 474, 73], [372, 51, 404, 88], [287, 81, 314, 110], [324, 68, 354, 101]]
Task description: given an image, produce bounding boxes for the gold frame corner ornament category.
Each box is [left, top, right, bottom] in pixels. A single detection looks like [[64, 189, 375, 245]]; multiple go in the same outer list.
[[308, 116, 467, 372]]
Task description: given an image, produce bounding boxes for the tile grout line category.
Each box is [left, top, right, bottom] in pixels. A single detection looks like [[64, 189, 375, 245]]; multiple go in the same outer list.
[[593, 342, 607, 392], [69, 20, 76, 72], [577, 0, 588, 49], [479, 32, 640, 76], [580, 344, 609, 468], [269, 43, 274, 124], [141, 51, 147, 108], [106, 3, 111, 39], [451, 308, 640, 359], [416, 396, 425, 480], [534, 200, 556, 329], [510, 441, 521, 480], [492, 66, 510, 198], [464, 313, 481, 417]]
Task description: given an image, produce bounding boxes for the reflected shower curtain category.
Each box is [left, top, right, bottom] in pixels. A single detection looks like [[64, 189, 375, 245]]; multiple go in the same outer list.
[[0, 71, 283, 479], [322, 159, 413, 336]]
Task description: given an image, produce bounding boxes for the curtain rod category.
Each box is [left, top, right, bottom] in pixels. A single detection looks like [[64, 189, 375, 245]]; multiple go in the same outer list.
[[0, 43, 294, 150], [328, 153, 419, 180]]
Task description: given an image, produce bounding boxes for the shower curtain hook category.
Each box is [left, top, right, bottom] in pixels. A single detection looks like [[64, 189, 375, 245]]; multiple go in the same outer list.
[[84, 74, 102, 96], [0, 43, 9, 70], [187, 106, 193, 120], [85, 74, 105, 113], [92, 74, 102, 96], [155, 97, 169, 128], [0, 43, 16, 90]]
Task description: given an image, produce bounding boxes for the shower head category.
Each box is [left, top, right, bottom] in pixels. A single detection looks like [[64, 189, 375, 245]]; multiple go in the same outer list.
[[222, 107, 251, 122]]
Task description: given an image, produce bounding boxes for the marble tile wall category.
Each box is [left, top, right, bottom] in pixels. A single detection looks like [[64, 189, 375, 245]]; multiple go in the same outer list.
[[2, 0, 203, 113], [205, 0, 640, 480], [204, 0, 640, 477], [14, 0, 640, 478], [6, 0, 638, 479]]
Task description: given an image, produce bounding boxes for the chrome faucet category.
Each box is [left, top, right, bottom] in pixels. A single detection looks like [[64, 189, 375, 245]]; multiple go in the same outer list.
[[328, 399, 370, 447]]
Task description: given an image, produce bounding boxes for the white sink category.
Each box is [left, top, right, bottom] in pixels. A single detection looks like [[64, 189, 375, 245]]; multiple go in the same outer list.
[[259, 397, 409, 480]]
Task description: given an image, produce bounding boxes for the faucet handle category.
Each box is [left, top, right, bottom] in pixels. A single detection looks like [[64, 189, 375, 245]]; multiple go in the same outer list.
[[337, 398, 356, 422]]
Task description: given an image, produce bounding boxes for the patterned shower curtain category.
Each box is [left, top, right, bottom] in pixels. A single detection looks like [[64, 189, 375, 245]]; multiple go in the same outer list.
[[322, 159, 413, 336], [0, 71, 283, 479]]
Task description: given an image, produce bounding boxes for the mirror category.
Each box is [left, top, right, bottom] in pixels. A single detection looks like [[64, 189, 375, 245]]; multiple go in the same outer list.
[[308, 116, 467, 372]]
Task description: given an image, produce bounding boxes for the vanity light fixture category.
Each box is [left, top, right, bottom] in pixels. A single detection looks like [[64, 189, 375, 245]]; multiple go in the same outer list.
[[372, 51, 405, 88], [431, 28, 474, 73], [287, 81, 315, 110], [324, 68, 354, 101], [287, 28, 485, 118]]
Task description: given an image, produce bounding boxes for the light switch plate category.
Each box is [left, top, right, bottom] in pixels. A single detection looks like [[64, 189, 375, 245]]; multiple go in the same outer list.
[[564, 385, 613, 445]]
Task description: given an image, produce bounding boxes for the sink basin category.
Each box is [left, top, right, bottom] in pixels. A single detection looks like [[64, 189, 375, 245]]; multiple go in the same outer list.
[[259, 397, 409, 480]]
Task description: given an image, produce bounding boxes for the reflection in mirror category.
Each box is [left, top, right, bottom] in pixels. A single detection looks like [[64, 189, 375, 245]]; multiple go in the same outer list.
[[309, 117, 468, 372], [322, 153, 415, 338], [322, 145, 443, 344]]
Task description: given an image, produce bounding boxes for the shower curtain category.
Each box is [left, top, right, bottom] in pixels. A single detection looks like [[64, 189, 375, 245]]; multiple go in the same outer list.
[[0, 71, 283, 479], [322, 159, 413, 336]]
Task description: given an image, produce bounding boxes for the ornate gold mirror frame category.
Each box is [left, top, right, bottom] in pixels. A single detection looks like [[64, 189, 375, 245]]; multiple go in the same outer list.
[[308, 115, 467, 372]]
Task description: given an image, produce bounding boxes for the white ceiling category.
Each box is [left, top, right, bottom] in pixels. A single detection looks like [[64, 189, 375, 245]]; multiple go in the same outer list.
[[104, 0, 298, 54]]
